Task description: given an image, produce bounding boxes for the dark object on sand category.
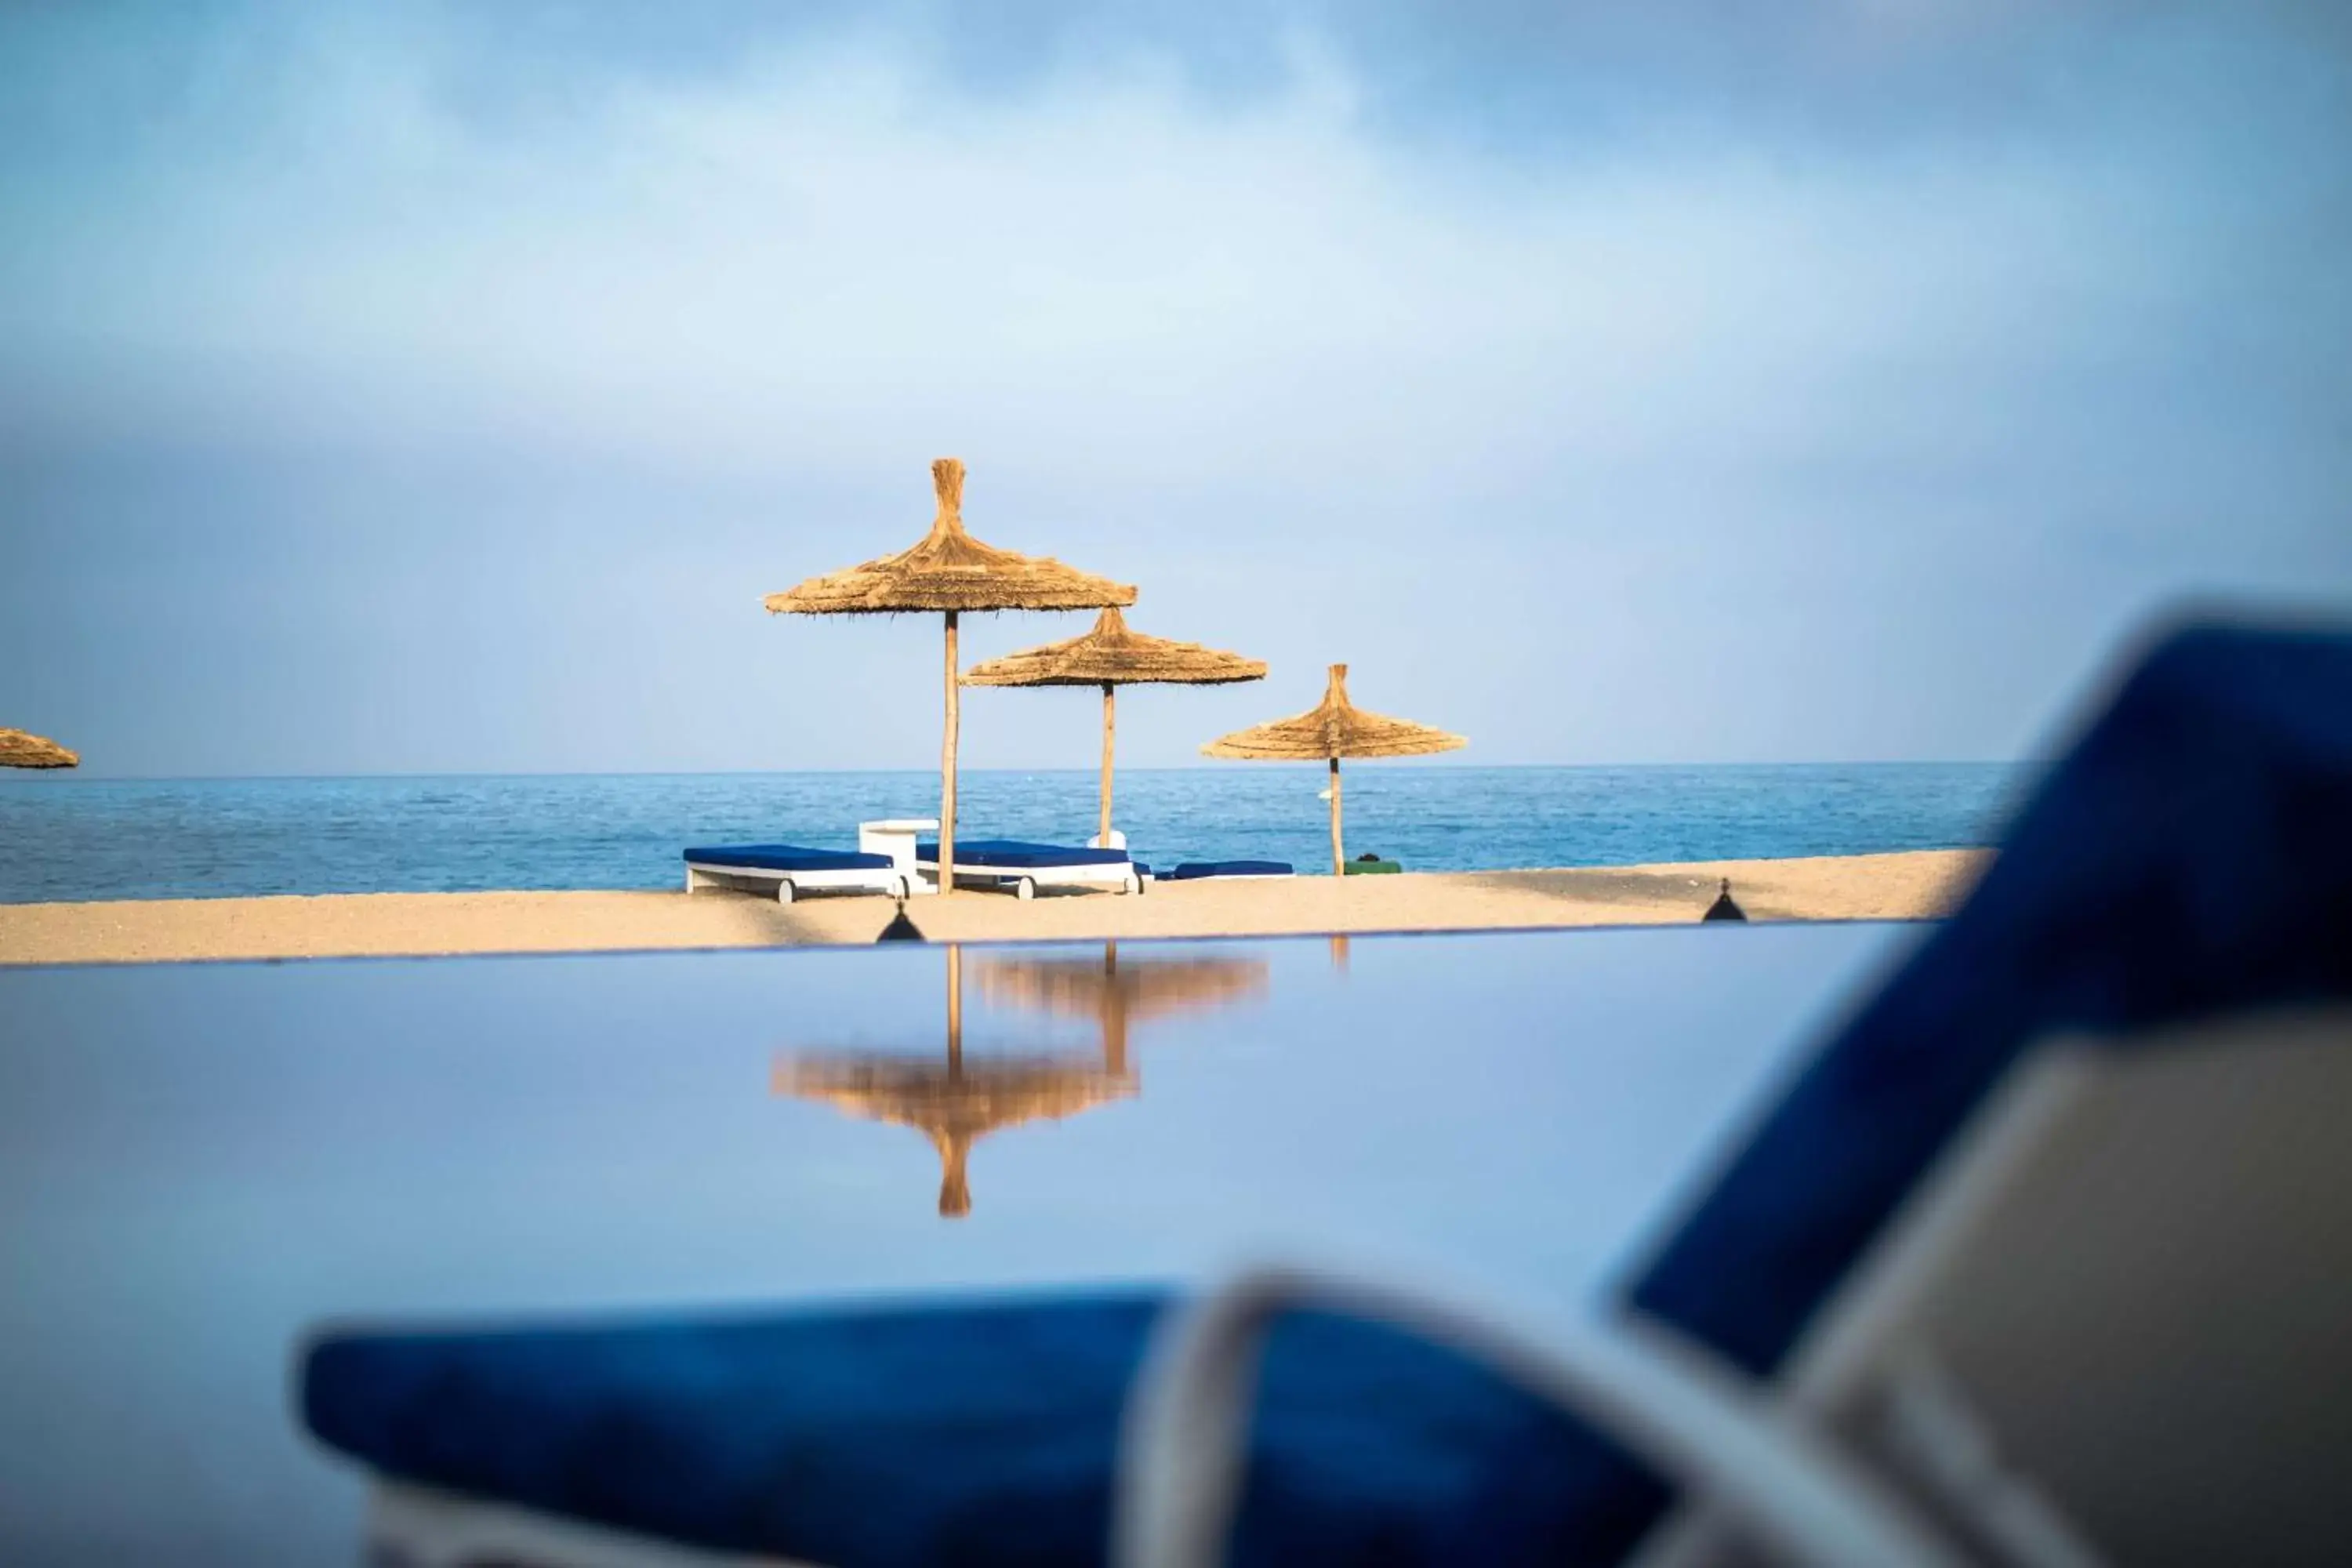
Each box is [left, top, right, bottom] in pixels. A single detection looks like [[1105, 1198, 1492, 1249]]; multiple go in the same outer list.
[[1344, 855, 1400, 876], [1165, 860, 1294, 880], [1703, 878, 1748, 922], [875, 901, 926, 943]]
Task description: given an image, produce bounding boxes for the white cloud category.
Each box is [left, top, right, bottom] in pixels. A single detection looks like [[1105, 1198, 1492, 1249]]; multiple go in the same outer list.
[[5, 12, 2209, 497]]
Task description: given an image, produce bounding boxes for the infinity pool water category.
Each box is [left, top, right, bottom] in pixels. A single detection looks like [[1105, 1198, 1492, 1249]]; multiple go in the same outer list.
[[0, 923, 1919, 1565]]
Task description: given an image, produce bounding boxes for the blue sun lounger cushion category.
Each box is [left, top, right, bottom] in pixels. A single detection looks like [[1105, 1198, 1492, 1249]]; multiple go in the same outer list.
[[682, 845, 895, 873], [306, 622, 2352, 1566], [1166, 860, 1294, 880], [303, 1294, 1619, 1566], [914, 840, 1131, 869], [1628, 622, 2352, 1380]]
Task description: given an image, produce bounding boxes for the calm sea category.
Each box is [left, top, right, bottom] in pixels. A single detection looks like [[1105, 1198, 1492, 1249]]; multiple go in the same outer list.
[[0, 764, 2019, 904]]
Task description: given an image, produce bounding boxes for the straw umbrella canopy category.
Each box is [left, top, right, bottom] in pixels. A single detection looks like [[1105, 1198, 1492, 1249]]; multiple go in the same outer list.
[[962, 607, 1266, 844], [772, 946, 1134, 1217], [975, 942, 1268, 1073], [0, 729, 78, 768], [764, 459, 1134, 893], [1203, 663, 1465, 876]]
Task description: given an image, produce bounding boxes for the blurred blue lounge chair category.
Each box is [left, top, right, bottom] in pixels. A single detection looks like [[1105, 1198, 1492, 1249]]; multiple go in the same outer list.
[[303, 621, 2352, 1567]]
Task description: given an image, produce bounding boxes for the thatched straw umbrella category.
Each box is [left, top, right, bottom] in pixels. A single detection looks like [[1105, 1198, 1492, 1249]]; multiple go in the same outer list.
[[772, 946, 1134, 1217], [1203, 663, 1465, 876], [974, 941, 1268, 1073], [961, 607, 1265, 845], [764, 459, 1134, 893], [1, 729, 78, 768]]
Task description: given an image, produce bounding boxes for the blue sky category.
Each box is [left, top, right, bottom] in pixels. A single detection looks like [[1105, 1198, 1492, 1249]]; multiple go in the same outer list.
[[2, 1, 2347, 776]]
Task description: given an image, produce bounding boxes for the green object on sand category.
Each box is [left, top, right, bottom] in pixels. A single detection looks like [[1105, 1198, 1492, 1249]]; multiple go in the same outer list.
[[1344, 857, 1400, 876]]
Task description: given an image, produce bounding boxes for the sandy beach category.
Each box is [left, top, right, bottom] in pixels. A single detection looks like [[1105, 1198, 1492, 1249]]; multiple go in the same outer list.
[[0, 849, 1986, 966]]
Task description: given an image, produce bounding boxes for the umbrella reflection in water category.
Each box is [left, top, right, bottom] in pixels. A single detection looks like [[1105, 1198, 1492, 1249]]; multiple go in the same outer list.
[[972, 939, 1269, 1074], [773, 943, 1267, 1216]]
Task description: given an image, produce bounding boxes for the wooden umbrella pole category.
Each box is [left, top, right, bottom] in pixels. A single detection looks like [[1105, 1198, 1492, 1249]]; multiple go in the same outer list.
[[1102, 941, 1125, 1073], [1329, 757, 1344, 877], [946, 943, 963, 1072], [1099, 683, 1117, 844], [1104, 1007, 1129, 1077], [941, 611, 960, 896]]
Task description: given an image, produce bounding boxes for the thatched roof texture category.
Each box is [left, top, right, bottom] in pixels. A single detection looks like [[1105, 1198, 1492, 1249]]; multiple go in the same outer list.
[[1202, 664, 1465, 760], [774, 1054, 1131, 1139], [764, 459, 1137, 616], [974, 949, 1269, 1024], [975, 947, 1269, 1075], [774, 1053, 1134, 1217], [961, 607, 1266, 688], [0, 728, 78, 768]]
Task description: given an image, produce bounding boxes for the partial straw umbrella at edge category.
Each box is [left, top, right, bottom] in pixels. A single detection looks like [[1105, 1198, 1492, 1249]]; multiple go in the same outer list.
[[0, 729, 78, 768]]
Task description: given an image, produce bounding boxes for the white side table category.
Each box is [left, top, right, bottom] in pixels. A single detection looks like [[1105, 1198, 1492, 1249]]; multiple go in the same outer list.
[[858, 818, 941, 894]]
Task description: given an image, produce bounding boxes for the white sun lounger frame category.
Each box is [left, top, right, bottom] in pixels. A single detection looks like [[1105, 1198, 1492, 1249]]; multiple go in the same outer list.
[[682, 858, 909, 905], [1125, 1005, 2352, 1568], [916, 853, 1144, 899], [1629, 1004, 2352, 1568]]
